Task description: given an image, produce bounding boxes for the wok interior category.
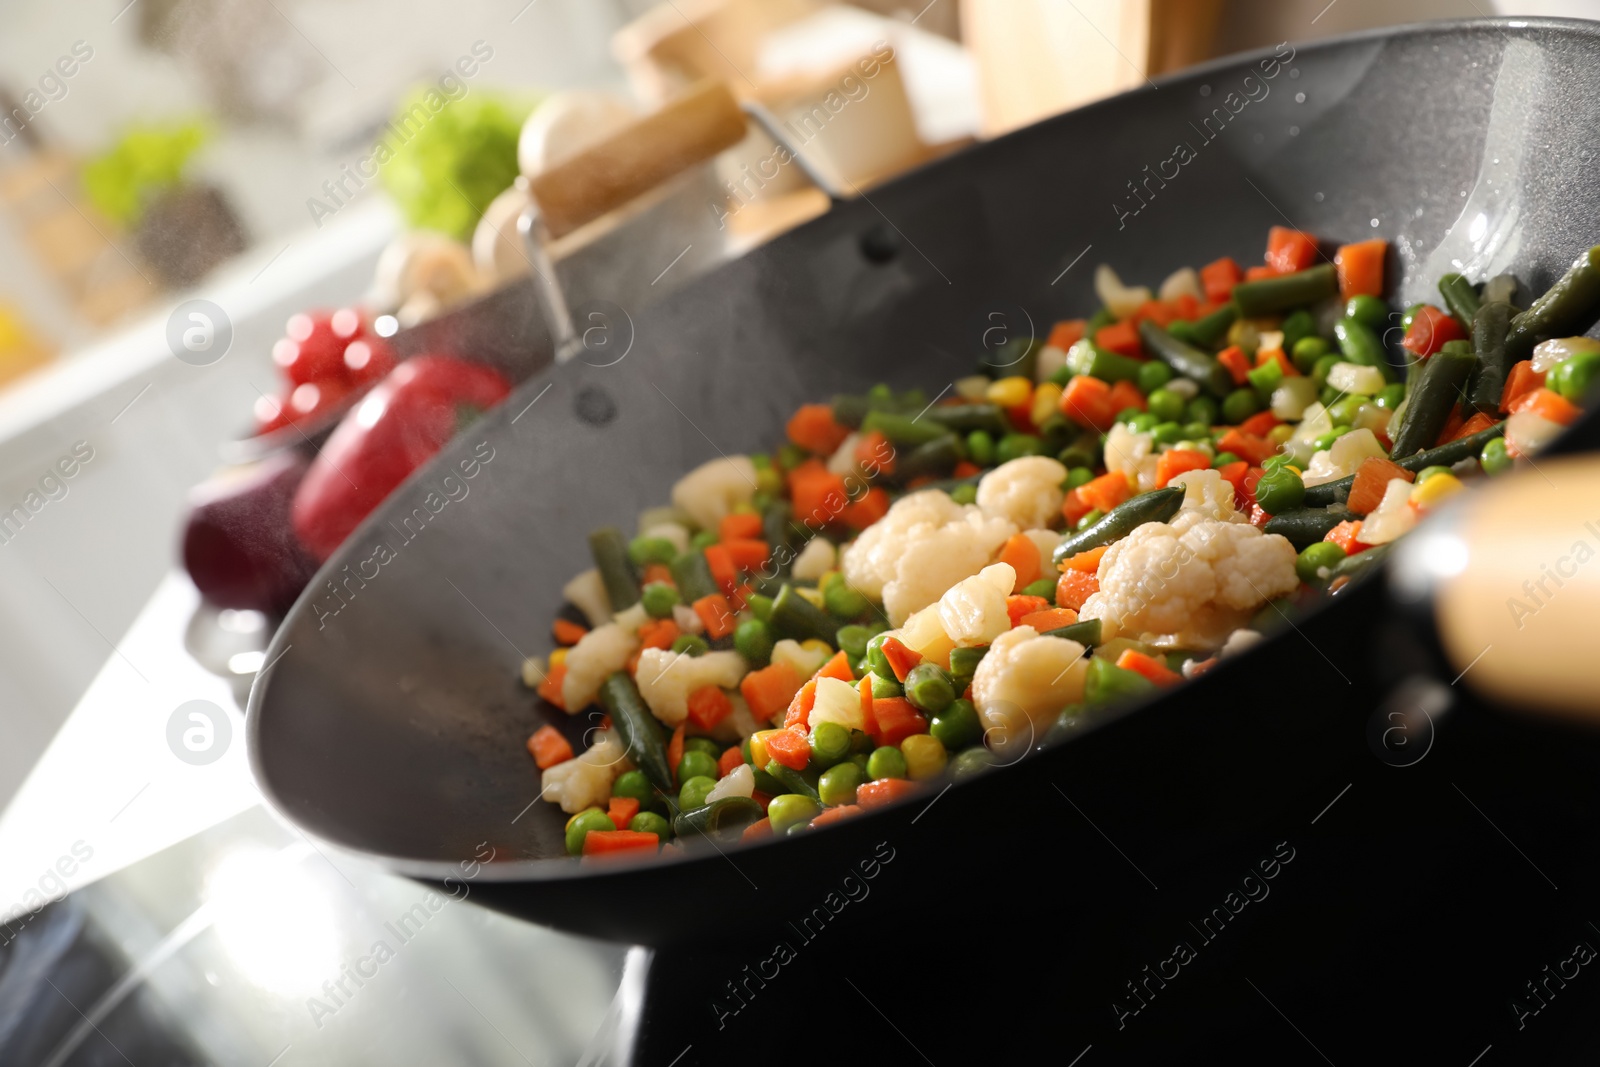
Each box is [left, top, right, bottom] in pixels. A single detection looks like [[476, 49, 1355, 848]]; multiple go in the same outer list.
[[250, 20, 1600, 874]]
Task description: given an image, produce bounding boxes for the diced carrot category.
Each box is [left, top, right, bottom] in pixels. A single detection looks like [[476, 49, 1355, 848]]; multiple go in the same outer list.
[[817, 650, 855, 682], [1078, 470, 1132, 513], [1436, 404, 1466, 447], [717, 745, 745, 778], [1048, 319, 1087, 350], [1060, 374, 1117, 431], [855, 430, 896, 475], [687, 685, 734, 731], [870, 698, 928, 747], [728, 583, 752, 613], [638, 617, 680, 651], [1244, 265, 1278, 282], [1061, 487, 1094, 527], [858, 676, 878, 739], [722, 538, 771, 572], [856, 777, 921, 810], [1169, 293, 1201, 321], [952, 460, 982, 479], [666, 724, 685, 783], [624, 649, 642, 676], [840, 487, 890, 530], [809, 804, 864, 828], [1266, 226, 1320, 274], [536, 662, 568, 710], [1346, 456, 1416, 515], [750, 790, 772, 813], [1512, 387, 1581, 427], [703, 543, 738, 594], [1201, 256, 1244, 303], [1056, 569, 1100, 611], [1237, 410, 1282, 437], [1216, 460, 1250, 507], [642, 562, 673, 586], [552, 619, 588, 646], [879, 637, 923, 682], [1256, 346, 1296, 377], [600, 714, 612, 732], [1132, 299, 1177, 328], [1006, 594, 1051, 628], [693, 594, 737, 639], [741, 818, 773, 842], [998, 533, 1042, 592], [527, 724, 573, 769], [1216, 428, 1277, 466], [607, 795, 641, 831], [1095, 319, 1143, 357], [1107, 378, 1147, 418], [788, 460, 849, 527], [1324, 520, 1373, 555], [1156, 448, 1211, 487], [741, 662, 802, 723], [1335, 238, 1387, 300], [1500, 360, 1546, 413], [787, 403, 851, 455], [1060, 545, 1107, 573], [765, 727, 812, 770], [1020, 607, 1079, 632], [582, 830, 658, 856], [1445, 411, 1498, 443], [784, 678, 818, 730], [1402, 305, 1467, 357], [1217, 345, 1253, 386], [1115, 649, 1182, 687], [719, 512, 763, 541]]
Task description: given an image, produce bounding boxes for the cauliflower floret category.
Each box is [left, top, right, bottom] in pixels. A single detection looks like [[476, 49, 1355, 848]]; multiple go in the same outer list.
[[937, 563, 1016, 647], [1158, 266, 1202, 303], [633, 648, 748, 726], [671, 456, 757, 531], [612, 603, 649, 633], [971, 627, 1089, 757], [672, 603, 705, 635], [561, 623, 640, 712], [1081, 518, 1298, 647], [771, 638, 828, 679], [809, 676, 865, 732], [882, 511, 1017, 624], [1095, 264, 1153, 319], [562, 569, 612, 627], [792, 537, 836, 582], [1103, 422, 1153, 476], [1035, 344, 1069, 383], [1301, 428, 1385, 487], [827, 432, 862, 476], [1169, 468, 1244, 528], [1221, 628, 1264, 658], [541, 731, 631, 814], [706, 763, 755, 803], [842, 490, 972, 599], [976, 456, 1068, 530]]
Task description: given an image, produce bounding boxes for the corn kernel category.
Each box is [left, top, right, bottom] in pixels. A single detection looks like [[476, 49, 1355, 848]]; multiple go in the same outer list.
[[750, 729, 784, 768], [520, 657, 548, 688], [986, 375, 1033, 409], [549, 648, 568, 667], [797, 587, 827, 610], [900, 734, 949, 781], [1031, 382, 1064, 427], [799, 637, 835, 657], [1410, 471, 1464, 508]]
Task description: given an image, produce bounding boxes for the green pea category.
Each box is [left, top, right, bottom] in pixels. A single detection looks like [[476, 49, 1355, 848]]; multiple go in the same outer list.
[[1481, 436, 1513, 475], [1021, 578, 1058, 600], [1281, 309, 1316, 353], [755, 466, 784, 497], [1400, 302, 1425, 333], [1138, 361, 1173, 394], [810, 720, 852, 766], [965, 430, 997, 466], [639, 581, 681, 619], [1115, 406, 1144, 426], [1550, 350, 1600, 401], [1129, 412, 1161, 434], [678, 775, 718, 810], [1146, 388, 1185, 423], [733, 618, 774, 666], [1182, 422, 1211, 442], [677, 751, 719, 785], [1296, 541, 1347, 582], [1253, 467, 1305, 515], [867, 383, 893, 404], [1311, 427, 1350, 452], [745, 593, 774, 621], [1151, 421, 1185, 446], [1075, 508, 1105, 531], [565, 808, 615, 856], [1185, 396, 1220, 427], [996, 433, 1044, 463], [904, 662, 955, 714], [670, 633, 709, 657], [629, 811, 672, 841], [1291, 335, 1331, 375], [1066, 466, 1095, 490], [949, 745, 998, 780], [767, 793, 821, 834], [690, 530, 720, 551], [930, 699, 982, 750], [684, 738, 721, 758], [777, 443, 808, 469], [1374, 383, 1407, 410], [612, 769, 654, 806], [1212, 451, 1240, 468], [628, 535, 678, 567], [817, 761, 867, 806], [866, 746, 908, 780], [868, 672, 903, 700], [823, 579, 870, 619], [1414, 465, 1453, 484], [1259, 453, 1293, 473], [1312, 353, 1342, 388], [1345, 295, 1390, 329], [835, 624, 874, 661], [1328, 396, 1368, 427], [1222, 388, 1261, 424], [951, 484, 978, 505], [947, 646, 988, 692]]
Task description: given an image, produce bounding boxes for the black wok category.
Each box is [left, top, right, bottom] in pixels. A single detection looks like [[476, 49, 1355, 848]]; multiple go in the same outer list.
[[249, 14, 1600, 965]]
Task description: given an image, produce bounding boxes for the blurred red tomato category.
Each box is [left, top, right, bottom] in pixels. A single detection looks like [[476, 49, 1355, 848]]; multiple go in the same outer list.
[[342, 337, 396, 386]]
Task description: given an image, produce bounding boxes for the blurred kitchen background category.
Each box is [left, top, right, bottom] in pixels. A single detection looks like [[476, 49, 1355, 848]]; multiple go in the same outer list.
[[0, 0, 1590, 815]]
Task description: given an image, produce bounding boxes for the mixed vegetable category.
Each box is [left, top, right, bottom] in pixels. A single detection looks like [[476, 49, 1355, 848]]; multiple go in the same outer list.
[[524, 227, 1600, 859]]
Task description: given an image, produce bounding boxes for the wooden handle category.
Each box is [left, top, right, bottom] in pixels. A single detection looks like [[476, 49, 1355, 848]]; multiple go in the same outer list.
[[527, 80, 745, 240], [1433, 454, 1600, 721]]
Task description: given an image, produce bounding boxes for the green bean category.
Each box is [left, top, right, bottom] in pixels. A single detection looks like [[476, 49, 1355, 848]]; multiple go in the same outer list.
[[922, 403, 1009, 436], [1466, 301, 1515, 415], [769, 584, 841, 644], [1067, 339, 1145, 383], [1333, 316, 1390, 372], [1327, 542, 1392, 585], [1138, 321, 1233, 397], [599, 672, 674, 795], [830, 389, 922, 428], [1056, 431, 1101, 470], [987, 337, 1040, 381], [1043, 618, 1102, 646], [589, 527, 640, 610], [762, 502, 794, 574], [1505, 245, 1600, 362], [669, 550, 718, 603], [1263, 505, 1357, 549], [764, 759, 821, 802], [1438, 272, 1482, 328], [1230, 263, 1338, 316], [1389, 340, 1475, 458], [673, 796, 764, 840], [861, 410, 949, 447], [1052, 486, 1185, 564], [1345, 295, 1391, 330], [1085, 656, 1156, 704], [1300, 423, 1505, 506], [1190, 302, 1240, 347], [895, 434, 964, 481]]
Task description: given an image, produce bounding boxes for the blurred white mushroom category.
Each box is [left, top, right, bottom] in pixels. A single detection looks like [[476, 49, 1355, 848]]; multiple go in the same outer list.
[[518, 90, 636, 178]]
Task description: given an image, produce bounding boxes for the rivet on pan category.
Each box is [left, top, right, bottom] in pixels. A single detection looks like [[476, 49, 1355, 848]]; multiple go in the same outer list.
[[860, 224, 901, 264], [574, 385, 617, 427]]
